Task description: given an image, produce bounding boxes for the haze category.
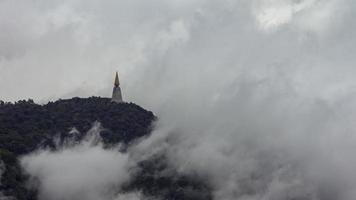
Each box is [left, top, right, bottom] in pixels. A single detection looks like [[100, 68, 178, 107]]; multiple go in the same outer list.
[[1, 0, 356, 199]]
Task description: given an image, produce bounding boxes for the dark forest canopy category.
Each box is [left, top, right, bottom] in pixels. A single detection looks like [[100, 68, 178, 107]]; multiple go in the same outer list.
[[0, 97, 155, 155], [0, 97, 212, 200], [0, 97, 156, 200]]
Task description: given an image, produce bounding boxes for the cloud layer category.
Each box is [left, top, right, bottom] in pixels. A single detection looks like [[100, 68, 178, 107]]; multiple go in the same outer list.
[[3, 0, 356, 199], [21, 123, 132, 200]]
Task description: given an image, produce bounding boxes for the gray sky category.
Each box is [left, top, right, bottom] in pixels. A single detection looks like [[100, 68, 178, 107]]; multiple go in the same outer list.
[[1, 0, 355, 108], [3, 0, 356, 199]]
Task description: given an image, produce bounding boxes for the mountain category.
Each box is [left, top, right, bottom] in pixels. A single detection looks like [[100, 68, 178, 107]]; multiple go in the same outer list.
[[0, 97, 212, 200]]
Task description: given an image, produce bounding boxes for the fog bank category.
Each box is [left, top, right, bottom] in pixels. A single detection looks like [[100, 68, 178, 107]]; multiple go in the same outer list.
[[21, 123, 136, 200], [3, 0, 356, 199]]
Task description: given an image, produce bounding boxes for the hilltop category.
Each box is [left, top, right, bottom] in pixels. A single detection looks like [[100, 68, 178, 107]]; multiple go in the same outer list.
[[0, 97, 212, 200], [0, 97, 155, 155], [0, 97, 156, 199]]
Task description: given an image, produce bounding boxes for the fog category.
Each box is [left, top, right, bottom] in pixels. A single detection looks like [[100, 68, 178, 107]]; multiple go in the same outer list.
[[1, 0, 356, 199], [20, 123, 137, 200]]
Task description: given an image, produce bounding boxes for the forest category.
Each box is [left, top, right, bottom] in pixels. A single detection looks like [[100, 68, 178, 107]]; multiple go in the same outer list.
[[0, 97, 211, 200]]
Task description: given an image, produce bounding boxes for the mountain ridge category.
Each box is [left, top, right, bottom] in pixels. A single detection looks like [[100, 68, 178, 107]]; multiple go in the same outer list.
[[0, 97, 156, 200], [0, 97, 212, 200]]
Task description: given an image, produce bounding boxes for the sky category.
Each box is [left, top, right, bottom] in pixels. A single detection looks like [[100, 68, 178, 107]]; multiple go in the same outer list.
[[2, 0, 356, 199], [0, 0, 354, 107]]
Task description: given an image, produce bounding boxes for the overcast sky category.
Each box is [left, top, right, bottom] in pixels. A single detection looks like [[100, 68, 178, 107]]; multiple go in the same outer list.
[[3, 1, 356, 199], [1, 0, 355, 108]]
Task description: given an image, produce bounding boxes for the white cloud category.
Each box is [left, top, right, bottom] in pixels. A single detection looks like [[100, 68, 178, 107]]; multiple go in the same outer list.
[[114, 192, 144, 200], [2, 0, 356, 199], [252, 0, 346, 34], [21, 123, 131, 200]]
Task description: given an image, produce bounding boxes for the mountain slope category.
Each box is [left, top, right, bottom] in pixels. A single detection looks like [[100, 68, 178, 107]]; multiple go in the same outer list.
[[0, 97, 212, 200], [0, 97, 155, 154], [0, 97, 155, 199]]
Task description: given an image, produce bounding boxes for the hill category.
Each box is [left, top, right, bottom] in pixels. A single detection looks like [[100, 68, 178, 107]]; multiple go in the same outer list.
[[0, 97, 212, 200], [0, 97, 155, 155]]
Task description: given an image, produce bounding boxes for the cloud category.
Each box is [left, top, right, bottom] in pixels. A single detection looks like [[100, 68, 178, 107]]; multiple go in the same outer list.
[[20, 123, 132, 200], [114, 192, 144, 200], [2, 0, 356, 199]]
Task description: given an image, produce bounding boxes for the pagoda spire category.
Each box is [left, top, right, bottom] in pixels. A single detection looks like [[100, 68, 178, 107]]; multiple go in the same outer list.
[[114, 71, 120, 86], [112, 71, 123, 103]]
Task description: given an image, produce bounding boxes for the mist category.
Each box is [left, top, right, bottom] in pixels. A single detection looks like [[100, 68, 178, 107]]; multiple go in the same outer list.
[[2, 0, 356, 199], [20, 122, 136, 200]]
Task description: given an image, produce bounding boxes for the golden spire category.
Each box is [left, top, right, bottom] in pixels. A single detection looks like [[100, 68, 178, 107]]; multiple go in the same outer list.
[[114, 71, 120, 86]]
